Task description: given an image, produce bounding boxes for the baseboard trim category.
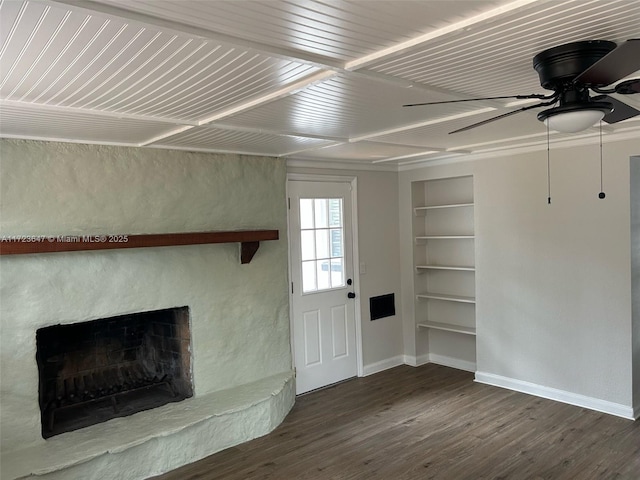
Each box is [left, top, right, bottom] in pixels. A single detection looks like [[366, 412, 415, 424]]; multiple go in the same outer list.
[[402, 354, 430, 367], [403, 354, 474, 372], [362, 355, 405, 376], [428, 353, 476, 372], [475, 371, 635, 420], [633, 401, 640, 420], [362, 353, 437, 375]]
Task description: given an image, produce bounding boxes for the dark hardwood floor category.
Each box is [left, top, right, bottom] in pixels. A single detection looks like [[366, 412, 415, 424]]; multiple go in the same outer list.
[[152, 364, 640, 480]]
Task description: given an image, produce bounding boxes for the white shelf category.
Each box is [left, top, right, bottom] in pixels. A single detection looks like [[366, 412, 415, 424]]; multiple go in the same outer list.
[[416, 292, 476, 304], [416, 265, 475, 272], [414, 203, 474, 215], [415, 235, 475, 241], [417, 321, 476, 336]]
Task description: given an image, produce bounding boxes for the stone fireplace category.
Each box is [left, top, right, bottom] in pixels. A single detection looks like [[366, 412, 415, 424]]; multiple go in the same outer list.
[[1, 140, 294, 480], [36, 307, 193, 438]]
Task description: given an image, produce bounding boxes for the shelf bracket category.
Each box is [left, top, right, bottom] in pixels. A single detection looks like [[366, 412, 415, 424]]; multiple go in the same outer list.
[[240, 241, 260, 264]]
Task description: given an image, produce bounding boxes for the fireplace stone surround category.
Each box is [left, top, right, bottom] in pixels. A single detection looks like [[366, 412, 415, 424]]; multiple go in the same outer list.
[[0, 241, 295, 480], [3, 372, 294, 480], [0, 140, 293, 479]]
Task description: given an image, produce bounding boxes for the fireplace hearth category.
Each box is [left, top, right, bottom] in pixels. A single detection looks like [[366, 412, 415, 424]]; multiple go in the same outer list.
[[36, 307, 193, 438]]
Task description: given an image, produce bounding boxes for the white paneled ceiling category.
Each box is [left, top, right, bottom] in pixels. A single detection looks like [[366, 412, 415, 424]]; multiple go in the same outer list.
[[367, 0, 640, 97], [92, 0, 505, 62], [1, 0, 639, 167], [0, 100, 177, 144], [213, 72, 496, 139]]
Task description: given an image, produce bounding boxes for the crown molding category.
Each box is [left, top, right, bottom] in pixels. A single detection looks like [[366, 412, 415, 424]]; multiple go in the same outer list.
[[398, 127, 640, 171], [286, 157, 398, 172]]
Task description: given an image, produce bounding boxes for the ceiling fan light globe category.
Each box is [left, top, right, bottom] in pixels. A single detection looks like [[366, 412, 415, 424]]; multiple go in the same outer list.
[[543, 109, 606, 133], [537, 101, 613, 133]]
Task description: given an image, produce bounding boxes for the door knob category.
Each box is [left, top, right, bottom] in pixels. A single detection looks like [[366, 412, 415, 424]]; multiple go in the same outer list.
[[347, 292, 356, 299]]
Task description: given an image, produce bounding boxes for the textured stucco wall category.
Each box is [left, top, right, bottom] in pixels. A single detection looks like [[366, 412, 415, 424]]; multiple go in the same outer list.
[[0, 139, 291, 452]]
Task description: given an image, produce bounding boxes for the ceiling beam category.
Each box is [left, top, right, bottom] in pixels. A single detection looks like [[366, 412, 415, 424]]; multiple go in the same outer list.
[[141, 126, 195, 146], [372, 150, 440, 164], [145, 143, 284, 158], [349, 107, 497, 143], [0, 98, 197, 126], [280, 141, 346, 158], [207, 123, 346, 143]]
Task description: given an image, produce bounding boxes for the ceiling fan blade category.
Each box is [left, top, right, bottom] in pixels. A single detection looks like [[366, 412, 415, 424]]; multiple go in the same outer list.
[[593, 95, 640, 124], [614, 79, 640, 95], [574, 39, 640, 86], [403, 94, 550, 107], [449, 101, 555, 134]]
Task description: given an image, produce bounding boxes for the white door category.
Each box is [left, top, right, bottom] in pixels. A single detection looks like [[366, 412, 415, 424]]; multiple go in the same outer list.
[[288, 180, 358, 394]]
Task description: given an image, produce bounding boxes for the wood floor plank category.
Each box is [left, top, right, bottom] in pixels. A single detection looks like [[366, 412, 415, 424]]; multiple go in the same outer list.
[[151, 365, 640, 480]]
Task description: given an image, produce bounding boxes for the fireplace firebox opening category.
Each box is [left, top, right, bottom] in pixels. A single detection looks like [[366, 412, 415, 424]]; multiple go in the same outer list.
[[36, 306, 193, 438]]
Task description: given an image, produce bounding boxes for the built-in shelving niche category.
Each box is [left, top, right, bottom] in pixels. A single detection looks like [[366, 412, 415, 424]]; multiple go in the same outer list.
[[412, 175, 476, 371]]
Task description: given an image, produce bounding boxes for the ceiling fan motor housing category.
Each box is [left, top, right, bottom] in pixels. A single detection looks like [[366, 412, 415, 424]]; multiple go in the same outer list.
[[533, 40, 616, 89]]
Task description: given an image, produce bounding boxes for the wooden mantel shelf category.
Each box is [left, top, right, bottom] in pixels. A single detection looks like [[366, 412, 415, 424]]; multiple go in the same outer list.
[[0, 230, 279, 264]]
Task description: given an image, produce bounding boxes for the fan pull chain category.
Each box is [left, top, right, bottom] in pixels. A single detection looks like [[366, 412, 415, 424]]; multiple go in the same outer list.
[[547, 123, 551, 204], [598, 120, 606, 199]]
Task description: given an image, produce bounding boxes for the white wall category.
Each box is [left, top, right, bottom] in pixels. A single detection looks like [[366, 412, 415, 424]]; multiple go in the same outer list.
[[0, 140, 292, 452], [631, 156, 640, 416], [286, 165, 404, 372], [400, 138, 637, 415]]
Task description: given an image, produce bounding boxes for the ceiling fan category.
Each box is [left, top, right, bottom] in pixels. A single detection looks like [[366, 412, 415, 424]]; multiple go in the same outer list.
[[404, 39, 640, 134]]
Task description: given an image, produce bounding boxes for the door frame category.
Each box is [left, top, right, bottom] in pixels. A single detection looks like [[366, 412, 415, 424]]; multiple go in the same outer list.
[[286, 173, 364, 381]]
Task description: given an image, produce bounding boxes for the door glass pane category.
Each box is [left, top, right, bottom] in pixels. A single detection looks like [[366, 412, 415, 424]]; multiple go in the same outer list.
[[300, 197, 345, 294], [328, 199, 342, 227], [301, 230, 315, 261], [330, 229, 343, 257], [300, 199, 314, 229], [330, 258, 344, 287], [316, 260, 331, 290], [314, 199, 328, 228], [302, 261, 317, 293], [315, 229, 329, 259]]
